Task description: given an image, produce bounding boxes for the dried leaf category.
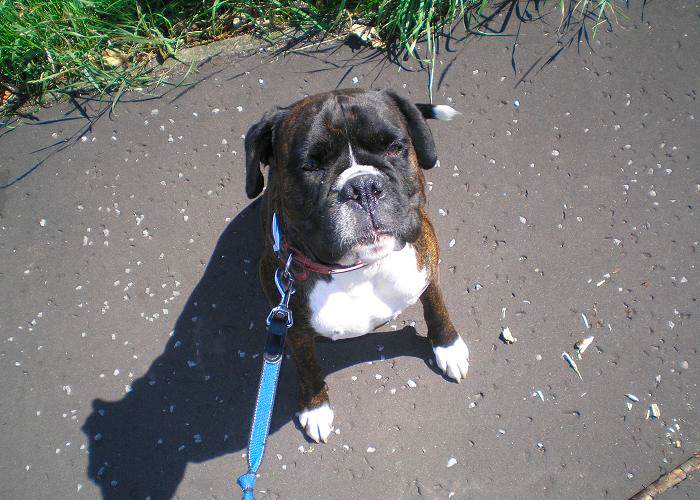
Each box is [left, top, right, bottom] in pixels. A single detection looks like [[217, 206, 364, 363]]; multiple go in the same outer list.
[[102, 48, 127, 67], [0, 89, 12, 106], [349, 24, 384, 48]]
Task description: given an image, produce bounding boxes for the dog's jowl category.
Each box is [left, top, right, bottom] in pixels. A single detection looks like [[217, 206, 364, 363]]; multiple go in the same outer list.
[[244, 89, 468, 443]]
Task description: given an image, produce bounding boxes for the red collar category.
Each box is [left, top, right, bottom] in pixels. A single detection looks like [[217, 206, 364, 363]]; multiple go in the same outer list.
[[270, 238, 367, 281], [279, 238, 367, 281], [270, 212, 367, 281]]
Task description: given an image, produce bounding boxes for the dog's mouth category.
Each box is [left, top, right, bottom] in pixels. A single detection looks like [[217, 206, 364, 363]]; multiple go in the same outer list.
[[348, 232, 400, 263]]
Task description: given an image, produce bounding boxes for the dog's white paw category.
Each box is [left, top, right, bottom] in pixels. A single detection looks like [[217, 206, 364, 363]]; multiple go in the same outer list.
[[297, 403, 334, 443], [433, 336, 470, 382]]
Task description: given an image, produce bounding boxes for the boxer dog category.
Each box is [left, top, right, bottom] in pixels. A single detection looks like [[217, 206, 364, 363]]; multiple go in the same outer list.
[[244, 88, 468, 443]]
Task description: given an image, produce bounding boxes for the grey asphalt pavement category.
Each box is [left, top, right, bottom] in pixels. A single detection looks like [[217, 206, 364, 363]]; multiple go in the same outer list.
[[1, 1, 698, 499]]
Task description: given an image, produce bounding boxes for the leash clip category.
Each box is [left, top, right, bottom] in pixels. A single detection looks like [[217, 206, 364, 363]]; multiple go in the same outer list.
[[274, 254, 296, 300], [268, 254, 295, 328], [266, 305, 293, 329]]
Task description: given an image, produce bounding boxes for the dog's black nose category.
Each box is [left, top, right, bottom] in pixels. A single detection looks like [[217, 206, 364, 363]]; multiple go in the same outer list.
[[340, 174, 384, 210]]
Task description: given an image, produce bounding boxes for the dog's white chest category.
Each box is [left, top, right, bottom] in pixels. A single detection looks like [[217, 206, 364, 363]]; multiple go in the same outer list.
[[308, 244, 428, 340]]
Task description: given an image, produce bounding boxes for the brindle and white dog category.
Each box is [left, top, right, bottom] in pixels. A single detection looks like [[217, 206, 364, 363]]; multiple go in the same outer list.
[[244, 89, 468, 443]]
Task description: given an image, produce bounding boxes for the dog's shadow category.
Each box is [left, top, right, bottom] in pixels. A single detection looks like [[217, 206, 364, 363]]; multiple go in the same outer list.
[[82, 199, 434, 499]]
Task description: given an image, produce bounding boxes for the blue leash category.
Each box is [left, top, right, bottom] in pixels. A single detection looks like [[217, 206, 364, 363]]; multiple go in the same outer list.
[[238, 214, 294, 500]]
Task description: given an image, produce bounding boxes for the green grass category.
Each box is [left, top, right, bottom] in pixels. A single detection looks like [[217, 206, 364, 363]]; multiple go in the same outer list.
[[0, 0, 624, 116]]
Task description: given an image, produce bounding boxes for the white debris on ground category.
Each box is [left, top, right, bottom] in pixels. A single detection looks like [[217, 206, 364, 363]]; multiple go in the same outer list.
[[561, 352, 583, 381], [500, 326, 517, 344], [574, 336, 594, 359], [647, 403, 661, 420], [580, 313, 590, 330]]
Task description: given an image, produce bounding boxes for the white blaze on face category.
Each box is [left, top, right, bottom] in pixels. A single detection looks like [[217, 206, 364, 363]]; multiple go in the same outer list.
[[332, 143, 391, 266], [333, 144, 381, 191]]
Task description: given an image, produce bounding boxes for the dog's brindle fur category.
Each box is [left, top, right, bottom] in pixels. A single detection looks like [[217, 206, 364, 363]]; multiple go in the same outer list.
[[246, 89, 461, 432]]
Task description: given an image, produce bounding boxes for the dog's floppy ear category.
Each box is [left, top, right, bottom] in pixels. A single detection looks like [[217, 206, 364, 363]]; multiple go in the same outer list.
[[383, 89, 455, 170], [244, 108, 285, 198], [382, 90, 459, 169]]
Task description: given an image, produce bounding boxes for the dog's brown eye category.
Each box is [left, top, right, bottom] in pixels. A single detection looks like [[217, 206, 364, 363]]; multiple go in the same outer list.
[[385, 141, 404, 157]]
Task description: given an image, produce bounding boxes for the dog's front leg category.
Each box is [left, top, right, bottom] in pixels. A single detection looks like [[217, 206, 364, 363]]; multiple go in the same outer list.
[[420, 281, 470, 382], [287, 328, 334, 443]]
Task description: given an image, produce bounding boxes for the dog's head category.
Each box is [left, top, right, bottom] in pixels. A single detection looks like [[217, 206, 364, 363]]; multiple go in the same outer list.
[[245, 89, 457, 265]]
